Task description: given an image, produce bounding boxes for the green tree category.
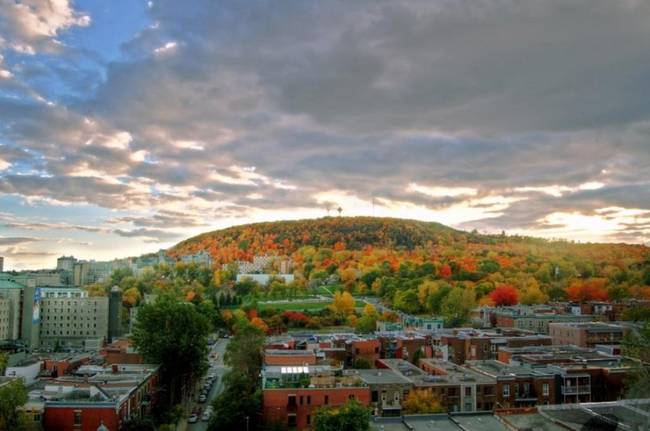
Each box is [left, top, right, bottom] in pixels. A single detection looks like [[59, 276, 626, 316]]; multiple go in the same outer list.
[[0, 352, 7, 375], [393, 289, 420, 314], [0, 378, 28, 430], [314, 400, 370, 431], [209, 370, 261, 431], [622, 322, 650, 398], [131, 295, 210, 408], [441, 286, 475, 327], [224, 322, 266, 382]]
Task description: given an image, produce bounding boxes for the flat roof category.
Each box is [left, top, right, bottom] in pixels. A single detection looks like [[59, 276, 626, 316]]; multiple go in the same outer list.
[[354, 369, 413, 385]]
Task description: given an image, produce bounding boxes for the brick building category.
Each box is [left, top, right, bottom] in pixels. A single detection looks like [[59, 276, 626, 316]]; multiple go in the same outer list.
[[378, 358, 497, 413], [100, 339, 144, 365], [345, 338, 380, 367], [465, 360, 556, 408], [264, 349, 317, 366], [548, 322, 628, 348], [41, 364, 159, 431], [262, 366, 369, 430]]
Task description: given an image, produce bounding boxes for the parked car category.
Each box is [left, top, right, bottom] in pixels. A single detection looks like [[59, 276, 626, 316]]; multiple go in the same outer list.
[[188, 414, 199, 423], [199, 394, 207, 403], [202, 410, 212, 421]]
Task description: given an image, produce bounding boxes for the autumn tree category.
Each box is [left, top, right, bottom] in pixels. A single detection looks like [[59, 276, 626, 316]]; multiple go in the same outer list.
[[250, 317, 269, 334], [566, 279, 609, 302], [402, 390, 444, 414], [329, 291, 355, 315], [356, 303, 379, 333], [313, 400, 370, 431], [490, 284, 519, 306]]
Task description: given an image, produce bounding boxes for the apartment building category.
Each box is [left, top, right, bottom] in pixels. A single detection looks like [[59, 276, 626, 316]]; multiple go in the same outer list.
[[262, 365, 370, 430], [264, 349, 317, 366], [354, 369, 413, 417], [378, 358, 497, 413], [548, 322, 627, 348], [39, 295, 109, 350], [439, 329, 551, 364], [345, 338, 381, 367], [496, 308, 594, 334], [41, 364, 159, 431], [465, 360, 556, 408], [0, 297, 10, 340]]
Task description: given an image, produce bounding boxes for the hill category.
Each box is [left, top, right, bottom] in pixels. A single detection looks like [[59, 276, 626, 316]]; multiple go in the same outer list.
[[171, 217, 462, 260], [168, 217, 650, 310]]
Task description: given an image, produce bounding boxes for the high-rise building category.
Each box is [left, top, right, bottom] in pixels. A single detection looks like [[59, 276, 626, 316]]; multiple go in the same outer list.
[[56, 256, 76, 272], [108, 286, 122, 343]]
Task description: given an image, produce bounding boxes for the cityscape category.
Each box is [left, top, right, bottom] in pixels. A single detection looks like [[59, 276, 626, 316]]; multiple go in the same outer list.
[[1, 1, 650, 431]]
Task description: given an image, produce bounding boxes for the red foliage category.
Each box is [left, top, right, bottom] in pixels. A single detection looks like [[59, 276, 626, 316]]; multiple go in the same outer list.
[[283, 311, 310, 324], [439, 264, 452, 279], [490, 284, 519, 306], [566, 279, 609, 302], [247, 309, 258, 319]]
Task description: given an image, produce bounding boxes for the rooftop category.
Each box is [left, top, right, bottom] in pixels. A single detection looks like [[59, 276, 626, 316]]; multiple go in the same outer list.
[[353, 369, 413, 386], [371, 413, 508, 431]]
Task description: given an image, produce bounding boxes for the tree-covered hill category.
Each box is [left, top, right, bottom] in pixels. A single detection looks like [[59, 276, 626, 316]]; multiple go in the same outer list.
[[167, 216, 650, 314], [170, 217, 463, 261]]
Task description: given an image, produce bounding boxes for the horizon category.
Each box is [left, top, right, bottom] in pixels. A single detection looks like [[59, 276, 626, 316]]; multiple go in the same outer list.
[[1, 1, 650, 270], [3, 215, 647, 271]]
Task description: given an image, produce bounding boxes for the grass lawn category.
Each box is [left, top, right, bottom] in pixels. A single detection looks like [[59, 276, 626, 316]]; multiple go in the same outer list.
[[257, 299, 366, 311]]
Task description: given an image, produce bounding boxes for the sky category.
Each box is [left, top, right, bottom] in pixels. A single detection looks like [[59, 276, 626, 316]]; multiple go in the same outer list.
[[0, 0, 649, 270]]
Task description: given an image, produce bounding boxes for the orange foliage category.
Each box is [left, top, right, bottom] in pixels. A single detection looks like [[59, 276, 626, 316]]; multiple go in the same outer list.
[[566, 279, 609, 302], [250, 317, 269, 333]]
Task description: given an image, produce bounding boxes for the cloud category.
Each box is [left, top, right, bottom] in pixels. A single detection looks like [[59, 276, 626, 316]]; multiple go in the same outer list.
[[0, 236, 38, 246], [1, 0, 650, 269], [0, 0, 90, 54]]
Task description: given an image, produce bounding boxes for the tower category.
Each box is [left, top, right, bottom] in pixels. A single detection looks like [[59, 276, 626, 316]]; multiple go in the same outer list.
[[108, 286, 122, 342]]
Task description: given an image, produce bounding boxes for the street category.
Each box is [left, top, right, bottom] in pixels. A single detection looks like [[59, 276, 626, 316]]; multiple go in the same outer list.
[[188, 337, 230, 431]]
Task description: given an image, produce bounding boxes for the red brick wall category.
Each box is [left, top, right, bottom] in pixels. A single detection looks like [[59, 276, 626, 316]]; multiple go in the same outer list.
[[43, 407, 119, 431], [263, 387, 370, 430], [264, 353, 317, 366]]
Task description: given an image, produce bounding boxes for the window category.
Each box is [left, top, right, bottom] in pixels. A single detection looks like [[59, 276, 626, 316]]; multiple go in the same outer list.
[[349, 394, 355, 401], [542, 383, 549, 397], [465, 387, 472, 396], [288, 415, 297, 427], [307, 395, 311, 405], [73, 411, 82, 426], [372, 391, 379, 402], [324, 395, 329, 405], [503, 385, 510, 398], [307, 415, 311, 425], [300, 395, 303, 405]]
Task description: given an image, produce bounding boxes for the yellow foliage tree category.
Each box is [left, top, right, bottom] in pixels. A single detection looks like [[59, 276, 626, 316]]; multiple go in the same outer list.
[[403, 390, 445, 414], [329, 291, 355, 315], [520, 278, 549, 305], [122, 287, 140, 307], [362, 303, 378, 317]]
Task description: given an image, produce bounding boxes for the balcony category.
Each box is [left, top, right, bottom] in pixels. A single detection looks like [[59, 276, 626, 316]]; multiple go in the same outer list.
[[562, 385, 591, 395], [515, 393, 538, 402]]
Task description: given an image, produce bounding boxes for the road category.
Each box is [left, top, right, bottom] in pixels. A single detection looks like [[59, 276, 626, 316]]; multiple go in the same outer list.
[[188, 338, 230, 431]]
